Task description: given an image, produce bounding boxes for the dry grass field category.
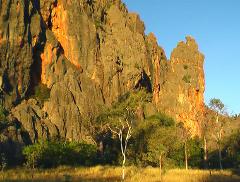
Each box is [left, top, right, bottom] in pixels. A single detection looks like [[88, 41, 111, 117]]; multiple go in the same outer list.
[[0, 166, 240, 182]]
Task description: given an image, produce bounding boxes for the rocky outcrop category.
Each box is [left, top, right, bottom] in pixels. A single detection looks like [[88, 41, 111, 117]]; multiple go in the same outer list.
[[0, 0, 205, 141], [11, 99, 59, 142], [146, 33, 168, 105], [0, 118, 30, 165], [0, 0, 34, 108], [154, 36, 205, 135]]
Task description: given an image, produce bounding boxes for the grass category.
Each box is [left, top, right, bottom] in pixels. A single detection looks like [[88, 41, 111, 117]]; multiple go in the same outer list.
[[0, 166, 240, 182]]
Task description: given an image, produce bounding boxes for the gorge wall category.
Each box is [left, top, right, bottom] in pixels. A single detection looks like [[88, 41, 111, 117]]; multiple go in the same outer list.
[[0, 0, 205, 145]]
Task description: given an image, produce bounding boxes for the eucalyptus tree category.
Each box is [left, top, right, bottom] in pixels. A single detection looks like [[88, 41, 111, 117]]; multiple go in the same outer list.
[[209, 98, 226, 170]]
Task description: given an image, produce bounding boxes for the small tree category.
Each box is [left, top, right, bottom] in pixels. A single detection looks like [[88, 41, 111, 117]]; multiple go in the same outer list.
[[201, 110, 211, 168], [146, 126, 177, 181], [147, 135, 166, 180], [109, 117, 132, 181], [23, 143, 43, 169], [178, 122, 191, 170], [34, 84, 50, 106], [209, 98, 226, 170]]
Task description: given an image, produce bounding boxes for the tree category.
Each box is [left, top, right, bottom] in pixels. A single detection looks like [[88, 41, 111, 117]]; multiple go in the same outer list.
[[201, 109, 211, 168], [109, 117, 132, 181], [22, 143, 44, 169], [146, 126, 177, 181], [178, 122, 191, 170], [208, 98, 226, 170], [200, 107, 218, 169], [95, 90, 151, 166]]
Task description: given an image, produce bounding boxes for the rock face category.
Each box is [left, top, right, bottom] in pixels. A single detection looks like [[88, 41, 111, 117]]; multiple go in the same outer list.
[[153, 36, 205, 135], [0, 0, 34, 108], [0, 0, 205, 142]]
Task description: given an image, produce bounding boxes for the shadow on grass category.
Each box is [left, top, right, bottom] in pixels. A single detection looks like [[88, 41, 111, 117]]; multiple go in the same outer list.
[[0, 176, 120, 182], [231, 169, 240, 176], [204, 173, 240, 182]]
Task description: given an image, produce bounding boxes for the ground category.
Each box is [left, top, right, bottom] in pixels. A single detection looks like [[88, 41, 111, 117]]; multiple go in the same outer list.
[[1, 166, 240, 182]]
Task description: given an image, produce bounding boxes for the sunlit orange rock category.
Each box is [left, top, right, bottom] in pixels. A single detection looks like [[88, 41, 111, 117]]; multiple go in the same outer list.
[[153, 36, 205, 136]]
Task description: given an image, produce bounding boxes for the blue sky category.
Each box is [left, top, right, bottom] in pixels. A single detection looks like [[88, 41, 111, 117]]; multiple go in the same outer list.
[[122, 0, 240, 114]]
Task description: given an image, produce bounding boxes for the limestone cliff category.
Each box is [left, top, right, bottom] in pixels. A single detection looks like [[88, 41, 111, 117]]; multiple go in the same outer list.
[[0, 0, 205, 143], [153, 36, 205, 135]]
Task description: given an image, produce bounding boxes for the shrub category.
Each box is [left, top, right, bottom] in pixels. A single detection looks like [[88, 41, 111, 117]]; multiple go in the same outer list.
[[34, 84, 50, 104], [95, 20, 103, 29], [96, 89, 152, 126], [187, 138, 203, 168], [145, 112, 175, 127], [22, 142, 43, 169], [182, 74, 191, 83], [0, 106, 7, 121], [23, 141, 97, 168], [127, 119, 181, 168], [183, 65, 188, 70]]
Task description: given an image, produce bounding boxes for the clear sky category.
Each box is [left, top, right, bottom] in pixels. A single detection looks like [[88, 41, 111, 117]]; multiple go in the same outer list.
[[122, 0, 240, 115]]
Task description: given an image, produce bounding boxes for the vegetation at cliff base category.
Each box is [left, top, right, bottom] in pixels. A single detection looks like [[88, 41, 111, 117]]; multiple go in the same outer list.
[[23, 141, 97, 168]]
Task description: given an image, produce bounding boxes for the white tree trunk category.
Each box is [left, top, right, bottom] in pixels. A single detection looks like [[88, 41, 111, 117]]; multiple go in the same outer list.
[[218, 143, 222, 170], [122, 152, 126, 181], [109, 119, 132, 181]]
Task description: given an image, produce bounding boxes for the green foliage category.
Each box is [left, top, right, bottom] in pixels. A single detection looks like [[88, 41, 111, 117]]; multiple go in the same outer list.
[[95, 20, 103, 29], [145, 112, 175, 127], [116, 90, 152, 111], [95, 90, 204, 169], [215, 130, 240, 168], [22, 142, 42, 169], [23, 141, 97, 168], [126, 118, 204, 169], [127, 119, 182, 168], [34, 84, 50, 104], [182, 74, 191, 83], [0, 105, 8, 121], [209, 98, 225, 114], [134, 63, 141, 70], [183, 65, 188, 70], [96, 90, 151, 126], [145, 126, 180, 167], [187, 138, 203, 168], [0, 153, 7, 171], [95, 90, 152, 166]]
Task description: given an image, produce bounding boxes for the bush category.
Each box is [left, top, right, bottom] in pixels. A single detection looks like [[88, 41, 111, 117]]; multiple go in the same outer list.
[[23, 141, 97, 168], [96, 89, 152, 126], [33, 84, 50, 105], [187, 138, 203, 168], [145, 112, 175, 127], [183, 65, 188, 70], [182, 74, 191, 83], [0, 106, 8, 121], [22, 142, 43, 169]]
